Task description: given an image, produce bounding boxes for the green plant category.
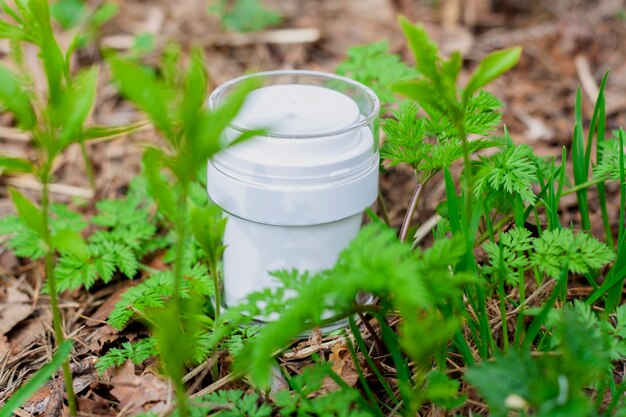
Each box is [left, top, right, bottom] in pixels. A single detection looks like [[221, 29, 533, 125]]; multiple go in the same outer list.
[[207, 16, 625, 417], [106, 44, 260, 416], [209, 0, 281, 33], [336, 41, 418, 108], [51, 0, 118, 49], [0, 1, 136, 414]]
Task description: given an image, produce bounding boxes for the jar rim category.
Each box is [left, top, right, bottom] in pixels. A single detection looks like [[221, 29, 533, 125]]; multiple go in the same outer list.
[[208, 70, 380, 139]]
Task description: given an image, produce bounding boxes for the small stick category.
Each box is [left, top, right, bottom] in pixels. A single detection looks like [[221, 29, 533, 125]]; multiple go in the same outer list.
[[575, 54, 600, 102], [399, 183, 423, 242], [0, 126, 29, 142], [5, 176, 94, 199], [190, 374, 235, 398]]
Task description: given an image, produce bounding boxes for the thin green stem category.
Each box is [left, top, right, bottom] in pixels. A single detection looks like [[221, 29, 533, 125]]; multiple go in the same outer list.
[[79, 141, 96, 193], [41, 168, 77, 416], [376, 192, 392, 227], [171, 184, 190, 417]]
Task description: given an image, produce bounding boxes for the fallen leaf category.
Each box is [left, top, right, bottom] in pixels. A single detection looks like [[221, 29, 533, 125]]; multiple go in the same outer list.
[[78, 393, 115, 416], [110, 360, 169, 415], [22, 382, 53, 415], [320, 340, 361, 394], [87, 281, 137, 326], [0, 279, 34, 336], [9, 307, 51, 355]]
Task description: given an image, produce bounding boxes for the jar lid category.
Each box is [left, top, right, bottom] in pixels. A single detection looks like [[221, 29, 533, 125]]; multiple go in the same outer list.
[[207, 71, 379, 226]]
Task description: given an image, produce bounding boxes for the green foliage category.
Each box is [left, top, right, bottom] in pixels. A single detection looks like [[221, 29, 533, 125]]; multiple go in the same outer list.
[[210, 0, 281, 33], [474, 142, 538, 204], [394, 16, 519, 122], [0, 65, 35, 129], [54, 179, 159, 291], [95, 338, 157, 375], [0, 203, 87, 260], [381, 96, 500, 171], [108, 45, 261, 416], [229, 222, 470, 387], [273, 362, 376, 417], [467, 301, 625, 417], [594, 133, 626, 182], [51, 0, 118, 48], [336, 41, 418, 107], [482, 228, 533, 285], [107, 265, 213, 330], [532, 228, 614, 279], [223, 325, 261, 356]]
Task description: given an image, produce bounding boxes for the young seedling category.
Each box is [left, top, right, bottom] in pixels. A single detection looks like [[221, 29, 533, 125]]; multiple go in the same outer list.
[[0, 1, 138, 414], [108, 46, 261, 416], [209, 0, 282, 33], [391, 16, 521, 246]]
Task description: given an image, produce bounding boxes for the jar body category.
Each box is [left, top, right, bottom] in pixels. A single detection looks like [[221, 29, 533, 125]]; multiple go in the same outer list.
[[206, 70, 380, 314], [222, 212, 363, 307]]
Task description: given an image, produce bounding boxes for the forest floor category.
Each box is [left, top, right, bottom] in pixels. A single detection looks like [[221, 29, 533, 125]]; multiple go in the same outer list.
[[1, 0, 626, 415]]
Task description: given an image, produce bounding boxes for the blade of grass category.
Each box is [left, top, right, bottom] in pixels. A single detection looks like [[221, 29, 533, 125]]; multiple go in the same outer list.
[[376, 312, 413, 412], [348, 316, 400, 406], [604, 129, 626, 312], [344, 332, 386, 417], [0, 340, 72, 417], [444, 167, 461, 236], [594, 73, 613, 249], [584, 71, 608, 169], [572, 87, 591, 231]]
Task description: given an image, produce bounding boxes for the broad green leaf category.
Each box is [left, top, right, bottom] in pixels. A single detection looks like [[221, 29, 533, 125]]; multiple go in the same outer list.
[[189, 77, 260, 166], [0, 65, 35, 129], [50, 67, 98, 148], [398, 16, 438, 81], [52, 229, 88, 260], [142, 148, 178, 222], [53, 67, 99, 147], [50, 0, 85, 29], [190, 204, 226, 261], [392, 79, 443, 115], [0, 156, 33, 173], [29, 0, 66, 103], [0, 340, 72, 417], [81, 121, 147, 141], [442, 51, 462, 84], [463, 47, 521, 101], [181, 49, 208, 125], [90, 2, 119, 26], [109, 58, 172, 137], [9, 188, 46, 237]]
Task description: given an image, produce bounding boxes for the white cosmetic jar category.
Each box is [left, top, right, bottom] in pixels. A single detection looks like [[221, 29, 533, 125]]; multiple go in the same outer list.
[[207, 70, 380, 310]]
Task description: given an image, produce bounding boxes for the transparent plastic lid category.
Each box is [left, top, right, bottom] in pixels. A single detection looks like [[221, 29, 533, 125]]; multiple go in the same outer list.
[[207, 70, 380, 225], [208, 70, 379, 184]]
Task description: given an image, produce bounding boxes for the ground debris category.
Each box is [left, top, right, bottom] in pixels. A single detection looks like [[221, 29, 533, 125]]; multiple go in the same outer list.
[[109, 360, 170, 416]]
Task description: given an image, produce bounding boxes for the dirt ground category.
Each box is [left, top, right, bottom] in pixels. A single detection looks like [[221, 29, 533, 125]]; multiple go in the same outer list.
[[1, 0, 626, 415]]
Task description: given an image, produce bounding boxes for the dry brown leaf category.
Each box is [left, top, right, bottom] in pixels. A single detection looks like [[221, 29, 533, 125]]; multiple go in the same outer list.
[[319, 340, 360, 394], [110, 360, 169, 416], [87, 281, 137, 326], [0, 279, 34, 337], [9, 308, 51, 355], [22, 383, 54, 415]]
